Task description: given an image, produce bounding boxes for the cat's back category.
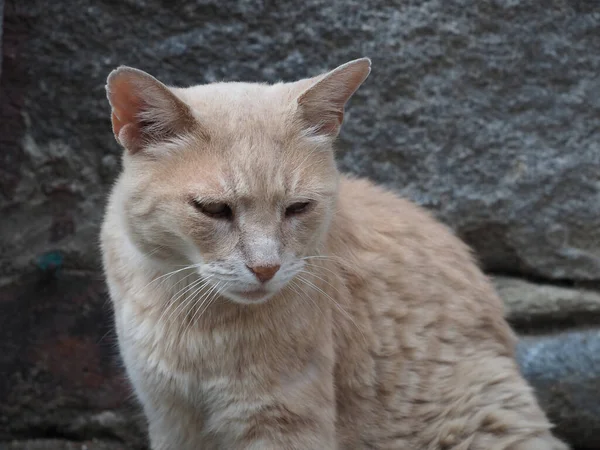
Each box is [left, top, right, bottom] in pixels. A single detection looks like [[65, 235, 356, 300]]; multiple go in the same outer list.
[[327, 179, 565, 450], [334, 175, 484, 287], [331, 175, 512, 347]]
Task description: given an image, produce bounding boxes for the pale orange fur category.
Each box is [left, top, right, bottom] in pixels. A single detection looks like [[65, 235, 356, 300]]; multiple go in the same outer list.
[[101, 59, 568, 450]]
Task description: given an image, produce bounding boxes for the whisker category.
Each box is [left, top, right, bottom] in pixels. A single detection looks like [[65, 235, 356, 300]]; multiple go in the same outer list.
[[302, 262, 341, 278], [157, 283, 204, 338], [156, 270, 197, 292], [188, 281, 220, 323], [183, 281, 224, 336], [301, 255, 346, 264], [201, 275, 239, 281], [169, 280, 212, 338], [154, 272, 196, 301], [179, 284, 212, 337], [155, 277, 201, 335], [289, 280, 327, 319], [197, 282, 230, 322], [167, 277, 206, 311], [96, 328, 115, 345], [296, 275, 366, 344], [175, 280, 210, 322], [140, 246, 164, 259], [161, 277, 208, 326], [138, 264, 200, 293], [176, 280, 213, 327], [298, 270, 344, 297]]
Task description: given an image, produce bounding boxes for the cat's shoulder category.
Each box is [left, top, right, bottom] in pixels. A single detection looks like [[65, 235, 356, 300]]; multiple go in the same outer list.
[[335, 175, 477, 268], [337, 175, 449, 235]]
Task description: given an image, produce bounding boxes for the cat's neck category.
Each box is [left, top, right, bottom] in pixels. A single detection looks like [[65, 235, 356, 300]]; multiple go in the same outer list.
[[133, 258, 334, 329]]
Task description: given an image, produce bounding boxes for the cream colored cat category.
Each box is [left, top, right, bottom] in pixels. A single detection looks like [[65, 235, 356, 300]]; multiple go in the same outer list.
[[101, 58, 568, 450]]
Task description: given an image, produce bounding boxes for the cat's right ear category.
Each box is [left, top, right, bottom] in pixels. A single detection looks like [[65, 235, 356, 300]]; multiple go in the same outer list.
[[295, 58, 371, 139], [106, 67, 197, 154]]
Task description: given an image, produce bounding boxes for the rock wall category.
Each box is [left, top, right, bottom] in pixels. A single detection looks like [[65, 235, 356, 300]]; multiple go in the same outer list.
[[1, 0, 599, 449], [0, 0, 4, 79], [2, 0, 599, 282], [0, 274, 146, 448]]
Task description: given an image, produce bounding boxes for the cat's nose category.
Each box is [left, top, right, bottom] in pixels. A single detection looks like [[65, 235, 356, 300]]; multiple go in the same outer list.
[[247, 264, 280, 283]]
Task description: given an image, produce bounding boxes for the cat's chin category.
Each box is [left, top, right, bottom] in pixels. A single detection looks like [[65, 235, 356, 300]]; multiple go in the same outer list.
[[223, 287, 275, 305]]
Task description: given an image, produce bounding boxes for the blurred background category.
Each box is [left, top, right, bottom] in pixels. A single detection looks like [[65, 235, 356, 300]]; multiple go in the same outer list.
[[1, 0, 599, 449]]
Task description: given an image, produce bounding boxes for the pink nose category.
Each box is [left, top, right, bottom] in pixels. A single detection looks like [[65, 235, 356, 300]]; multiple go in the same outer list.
[[247, 264, 280, 283]]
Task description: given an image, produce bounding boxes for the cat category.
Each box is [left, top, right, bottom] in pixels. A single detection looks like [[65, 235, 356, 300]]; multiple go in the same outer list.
[[101, 58, 568, 450]]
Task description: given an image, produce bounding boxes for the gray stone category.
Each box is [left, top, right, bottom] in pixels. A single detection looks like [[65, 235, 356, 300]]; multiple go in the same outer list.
[[2, 272, 597, 450], [1, 0, 600, 281], [517, 330, 600, 450], [494, 276, 600, 331], [5, 439, 128, 450], [0, 272, 145, 448], [0, 0, 4, 79]]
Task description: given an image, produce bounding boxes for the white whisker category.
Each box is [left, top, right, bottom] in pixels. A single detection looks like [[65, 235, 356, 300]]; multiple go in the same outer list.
[[301, 255, 346, 264], [183, 281, 225, 336], [289, 280, 327, 319], [162, 277, 208, 325], [296, 275, 366, 344], [302, 261, 341, 278], [157, 283, 204, 338], [138, 264, 200, 294]]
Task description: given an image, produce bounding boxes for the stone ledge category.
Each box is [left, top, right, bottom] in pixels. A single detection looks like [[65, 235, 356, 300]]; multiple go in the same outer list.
[[493, 276, 600, 331], [5, 439, 128, 449], [517, 330, 600, 450], [0, 272, 145, 448], [3, 0, 600, 282], [1, 272, 598, 449]]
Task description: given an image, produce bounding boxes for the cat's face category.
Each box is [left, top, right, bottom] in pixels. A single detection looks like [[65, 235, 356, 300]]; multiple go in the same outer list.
[[122, 125, 339, 304], [107, 59, 370, 304]]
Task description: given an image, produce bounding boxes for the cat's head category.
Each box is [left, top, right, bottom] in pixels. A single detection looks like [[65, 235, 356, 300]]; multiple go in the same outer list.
[[106, 58, 370, 304]]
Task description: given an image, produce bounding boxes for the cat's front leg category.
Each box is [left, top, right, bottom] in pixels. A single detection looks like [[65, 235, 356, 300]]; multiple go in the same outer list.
[[217, 381, 337, 450], [240, 436, 337, 450], [222, 344, 338, 449], [147, 420, 182, 450], [146, 400, 338, 450], [147, 414, 217, 450], [233, 408, 338, 450]]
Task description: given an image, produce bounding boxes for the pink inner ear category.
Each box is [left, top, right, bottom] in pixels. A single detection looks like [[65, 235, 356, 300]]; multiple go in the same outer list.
[[108, 75, 146, 145], [296, 58, 371, 138], [315, 110, 344, 136], [106, 67, 203, 153], [111, 110, 125, 138]]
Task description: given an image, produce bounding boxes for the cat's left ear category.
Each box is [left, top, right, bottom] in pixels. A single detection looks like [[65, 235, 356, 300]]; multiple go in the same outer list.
[[106, 66, 197, 154], [295, 58, 371, 138]]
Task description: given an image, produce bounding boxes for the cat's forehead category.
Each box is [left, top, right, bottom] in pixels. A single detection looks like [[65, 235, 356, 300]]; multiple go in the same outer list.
[[214, 138, 323, 200], [163, 81, 335, 200], [162, 131, 333, 203], [174, 82, 295, 137]]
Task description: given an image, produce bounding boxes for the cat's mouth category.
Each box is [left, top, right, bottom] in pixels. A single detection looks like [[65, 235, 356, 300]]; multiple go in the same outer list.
[[225, 286, 273, 304]]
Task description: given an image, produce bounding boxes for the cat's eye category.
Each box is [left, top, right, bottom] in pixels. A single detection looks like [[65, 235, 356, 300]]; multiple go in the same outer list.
[[285, 201, 312, 217], [191, 200, 233, 220]]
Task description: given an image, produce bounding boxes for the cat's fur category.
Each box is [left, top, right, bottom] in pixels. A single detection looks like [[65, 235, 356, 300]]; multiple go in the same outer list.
[[101, 58, 568, 450]]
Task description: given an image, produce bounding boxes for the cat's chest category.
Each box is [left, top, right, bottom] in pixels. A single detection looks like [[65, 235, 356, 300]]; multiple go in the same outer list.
[[120, 303, 236, 371], [120, 304, 277, 425]]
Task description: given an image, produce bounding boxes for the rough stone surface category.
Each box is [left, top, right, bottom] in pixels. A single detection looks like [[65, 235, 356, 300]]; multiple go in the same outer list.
[[1, 272, 598, 450], [517, 331, 600, 450], [2, 1, 600, 449], [5, 439, 128, 450], [2, 0, 600, 281], [494, 276, 600, 331], [0, 272, 145, 449], [0, 0, 4, 78]]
